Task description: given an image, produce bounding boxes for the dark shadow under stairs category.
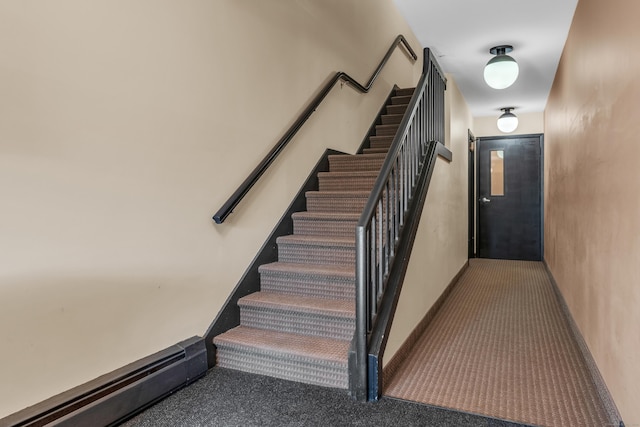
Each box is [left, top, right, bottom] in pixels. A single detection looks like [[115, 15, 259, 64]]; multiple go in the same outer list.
[[213, 87, 414, 390]]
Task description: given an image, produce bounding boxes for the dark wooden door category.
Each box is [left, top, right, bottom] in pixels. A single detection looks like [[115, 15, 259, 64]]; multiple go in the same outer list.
[[477, 135, 542, 260]]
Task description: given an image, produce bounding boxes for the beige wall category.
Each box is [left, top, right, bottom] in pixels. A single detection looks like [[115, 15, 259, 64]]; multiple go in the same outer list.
[[474, 112, 544, 137], [0, 0, 423, 417], [544, 0, 640, 423], [385, 75, 470, 362]]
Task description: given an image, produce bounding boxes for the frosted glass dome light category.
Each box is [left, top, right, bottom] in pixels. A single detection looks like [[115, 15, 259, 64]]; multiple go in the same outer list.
[[484, 45, 519, 90], [497, 107, 518, 133]]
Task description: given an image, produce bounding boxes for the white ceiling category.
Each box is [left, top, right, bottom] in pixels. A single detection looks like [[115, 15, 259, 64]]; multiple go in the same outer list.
[[393, 0, 579, 117]]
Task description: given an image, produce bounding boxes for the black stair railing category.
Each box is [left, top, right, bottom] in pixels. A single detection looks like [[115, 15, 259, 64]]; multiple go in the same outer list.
[[213, 35, 417, 224], [350, 48, 447, 401]]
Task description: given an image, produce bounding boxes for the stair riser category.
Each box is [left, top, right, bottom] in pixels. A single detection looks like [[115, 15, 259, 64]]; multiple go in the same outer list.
[[239, 306, 355, 340], [278, 243, 355, 266], [215, 346, 348, 389], [259, 272, 354, 300], [386, 104, 408, 115], [369, 136, 394, 149], [375, 125, 399, 136], [305, 196, 368, 213], [363, 148, 389, 154], [381, 114, 403, 125], [318, 176, 376, 192], [293, 218, 358, 238], [329, 158, 385, 172], [395, 88, 414, 97], [391, 95, 412, 105]]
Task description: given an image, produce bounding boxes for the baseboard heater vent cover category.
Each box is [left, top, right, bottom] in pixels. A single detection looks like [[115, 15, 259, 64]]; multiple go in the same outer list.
[[1, 336, 206, 427]]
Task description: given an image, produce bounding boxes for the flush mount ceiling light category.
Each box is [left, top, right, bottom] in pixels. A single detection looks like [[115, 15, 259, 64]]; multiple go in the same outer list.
[[497, 107, 518, 133], [484, 45, 519, 89]]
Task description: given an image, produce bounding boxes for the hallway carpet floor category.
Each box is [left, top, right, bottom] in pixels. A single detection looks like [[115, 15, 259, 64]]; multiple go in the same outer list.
[[121, 367, 526, 427], [384, 259, 610, 427]]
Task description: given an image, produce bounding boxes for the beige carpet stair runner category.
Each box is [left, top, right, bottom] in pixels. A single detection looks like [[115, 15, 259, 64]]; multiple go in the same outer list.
[[213, 87, 414, 389]]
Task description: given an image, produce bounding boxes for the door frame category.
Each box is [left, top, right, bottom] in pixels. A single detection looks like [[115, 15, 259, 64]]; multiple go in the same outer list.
[[474, 133, 544, 259], [468, 129, 476, 258]]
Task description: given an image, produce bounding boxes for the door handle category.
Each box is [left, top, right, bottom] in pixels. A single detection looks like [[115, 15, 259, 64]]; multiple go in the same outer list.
[[479, 197, 491, 203]]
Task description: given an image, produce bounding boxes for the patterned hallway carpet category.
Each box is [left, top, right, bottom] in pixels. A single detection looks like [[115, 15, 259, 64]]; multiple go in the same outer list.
[[384, 259, 612, 427]]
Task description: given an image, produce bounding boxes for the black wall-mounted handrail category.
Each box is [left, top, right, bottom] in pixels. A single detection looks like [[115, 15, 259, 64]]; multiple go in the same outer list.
[[213, 35, 418, 224]]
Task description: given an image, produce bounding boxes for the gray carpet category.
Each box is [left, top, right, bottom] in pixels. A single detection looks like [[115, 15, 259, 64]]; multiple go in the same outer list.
[[120, 367, 529, 427]]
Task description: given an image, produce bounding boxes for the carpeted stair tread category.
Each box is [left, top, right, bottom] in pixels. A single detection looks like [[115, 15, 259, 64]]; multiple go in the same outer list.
[[238, 292, 355, 340], [214, 326, 349, 388], [395, 87, 415, 96], [328, 153, 387, 172], [239, 292, 354, 317], [292, 212, 360, 237], [386, 104, 409, 115], [292, 211, 361, 221], [391, 94, 412, 105], [363, 147, 390, 154], [318, 171, 380, 178], [305, 190, 370, 198], [214, 326, 349, 364], [277, 234, 354, 245], [276, 235, 355, 266], [369, 135, 395, 148], [328, 153, 387, 161], [317, 170, 379, 192], [381, 114, 404, 125], [375, 124, 400, 136], [258, 261, 354, 278], [258, 262, 355, 300], [305, 191, 370, 213]]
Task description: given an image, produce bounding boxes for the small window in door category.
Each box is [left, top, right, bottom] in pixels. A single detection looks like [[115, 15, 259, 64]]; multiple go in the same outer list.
[[490, 150, 505, 196]]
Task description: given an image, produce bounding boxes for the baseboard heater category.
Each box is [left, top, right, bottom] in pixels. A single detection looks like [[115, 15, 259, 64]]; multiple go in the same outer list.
[[1, 336, 207, 427]]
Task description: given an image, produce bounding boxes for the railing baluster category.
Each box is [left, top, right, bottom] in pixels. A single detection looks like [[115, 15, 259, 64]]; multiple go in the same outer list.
[[403, 143, 408, 212], [393, 164, 398, 246], [384, 180, 390, 277], [407, 131, 415, 192], [405, 141, 409, 205], [389, 168, 395, 255], [368, 221, 374, 328], [399, 146, 404, 214], [377, 199, 383, 310], [353, 48, 446, 401]]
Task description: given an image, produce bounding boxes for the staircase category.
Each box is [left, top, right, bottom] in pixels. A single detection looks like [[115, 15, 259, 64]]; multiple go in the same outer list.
[[213, 87, 414, 389]]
